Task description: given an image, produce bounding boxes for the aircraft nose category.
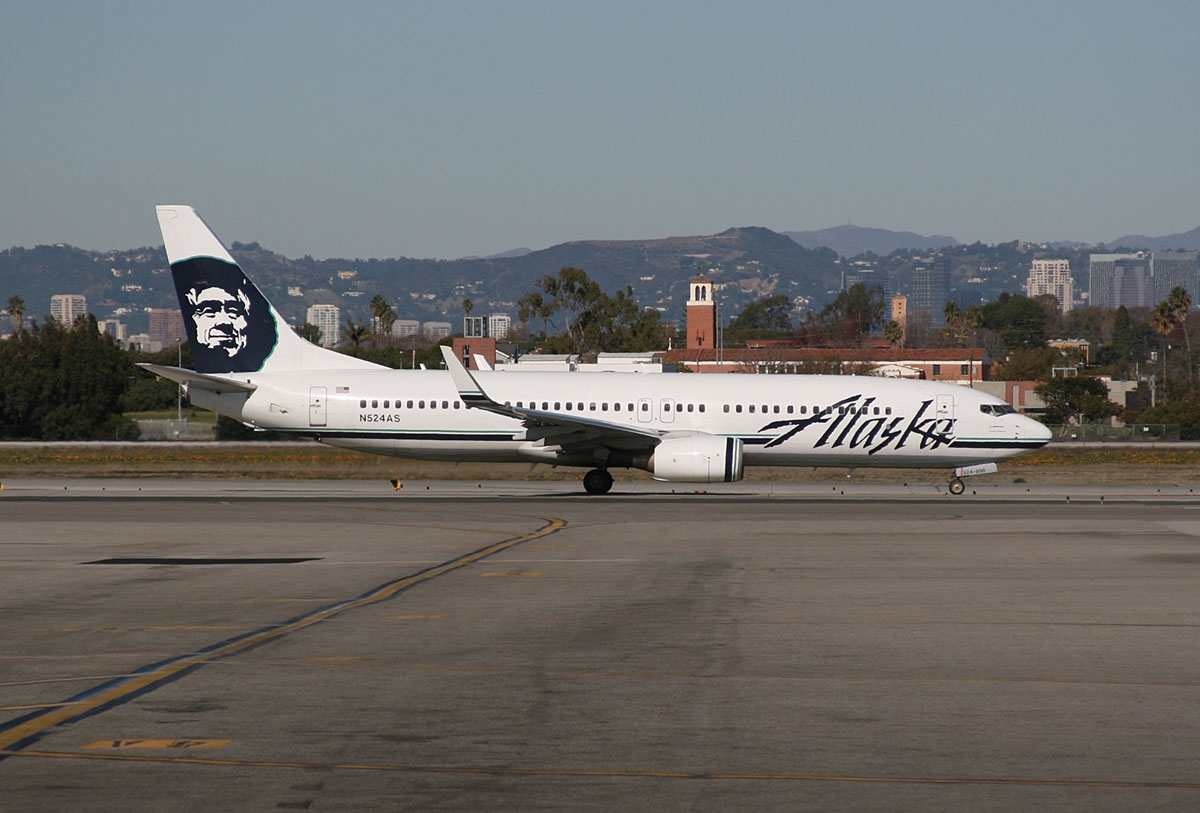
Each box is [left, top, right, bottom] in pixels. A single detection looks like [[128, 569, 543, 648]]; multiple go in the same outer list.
[[1027, 417, 1052, 445]]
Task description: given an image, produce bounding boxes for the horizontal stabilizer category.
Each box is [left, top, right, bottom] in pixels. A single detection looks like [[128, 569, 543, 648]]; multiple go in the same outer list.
[[137, 363, 257, 394]]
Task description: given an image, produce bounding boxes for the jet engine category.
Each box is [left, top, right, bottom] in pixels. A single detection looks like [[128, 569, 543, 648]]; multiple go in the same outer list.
[[651, 434, 744, 483]]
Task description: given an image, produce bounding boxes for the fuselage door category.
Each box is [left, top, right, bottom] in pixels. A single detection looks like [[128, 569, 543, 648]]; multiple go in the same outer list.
[[660, 398, 676, 423], [637, 397, 653, 423], [309, 386, 327, 427]]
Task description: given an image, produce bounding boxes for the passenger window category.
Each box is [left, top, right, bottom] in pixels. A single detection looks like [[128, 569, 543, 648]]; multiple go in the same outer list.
[[442, 401, 448, 409], [371, 400, 378, 409], [578, 402, 584, 411], [589, 403, 596, 411], [602, 403, 608, 411], [885, 407, 892, 415], [383, 400, 389, 409], [723, 404, 730, 413], [664, 403, 672, 412], [749, 405, 755, 413], [406, 400, 414, 408], [762, 405, 768, 413], [516, 401, 523, 408], [874, 407, 880, 415], [628, 403, 634, 412], [542, 402, 549, 410], [735, 405, 742, 413], [359, 400, 367, 408], [614, 403, 621, 412], [454, 402, 461, 409], [554, 402, 561, 410], [687, 404, 694, 413], [787, 405, 794, 414], [565, 402, 573, 411], [430, 401, 437, 409], [419, 401, 425, 408], [699, 404, 705, 413], [774, 405, 780, 414]]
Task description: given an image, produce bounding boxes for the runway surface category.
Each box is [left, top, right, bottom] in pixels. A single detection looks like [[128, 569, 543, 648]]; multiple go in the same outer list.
[[2, 480, 1199, 810]]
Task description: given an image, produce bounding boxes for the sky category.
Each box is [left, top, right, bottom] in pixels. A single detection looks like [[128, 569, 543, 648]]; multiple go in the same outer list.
[[3, 1, 1199, 259]]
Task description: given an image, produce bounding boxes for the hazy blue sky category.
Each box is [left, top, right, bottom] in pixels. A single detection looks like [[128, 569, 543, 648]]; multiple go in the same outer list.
[[3, 1, 1198, 258]]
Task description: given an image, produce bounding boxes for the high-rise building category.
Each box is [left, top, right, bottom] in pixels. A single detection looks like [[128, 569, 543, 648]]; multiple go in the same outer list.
[[147, 308, 187, 348], [909, 260, 950, 327], [50, 294, 87, 325], [1089, 253, 1152, 309], [686, 277, 716, 350], [391, 319, 421, 338], [423, 322, 452, 340], [1152, 252, 1199, 306], [1026, 259, 1074, 313], [305, 304, 341, 347], [842, 267, 889, 301], [488, 313, 512, 340]]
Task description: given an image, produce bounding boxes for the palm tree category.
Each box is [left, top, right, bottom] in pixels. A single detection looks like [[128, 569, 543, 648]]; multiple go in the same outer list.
[[341, 318, 373, 349], [7, 295, 25, 334], [884, 320, 904, 348], [942, 301, 964, 347], [1150, 300, 1176, 403], [1167, 286, 1193, 395]]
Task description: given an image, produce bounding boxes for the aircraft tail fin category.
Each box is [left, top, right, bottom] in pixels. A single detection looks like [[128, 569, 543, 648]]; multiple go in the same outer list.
[[155, 205, 381, 374]]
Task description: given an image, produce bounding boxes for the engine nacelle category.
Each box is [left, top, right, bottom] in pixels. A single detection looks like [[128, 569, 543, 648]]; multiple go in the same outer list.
[[651, 434, 744, 483]]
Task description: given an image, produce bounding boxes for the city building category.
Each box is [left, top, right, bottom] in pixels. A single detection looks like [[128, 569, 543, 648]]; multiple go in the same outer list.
[[1089, 253, 1151, 309], [305, 304, 341, 348], [842, 266, 889, 300], [890, 295, 908, 329], [1152, 251, 1199, 306], [488, 313, 512, 340], [1026, 259, 1074, 313], [50, 294, 87, 325], [661, 346, 988, 383], [147, 308, 187, 348], [423, 322, 452, 340], [909, 260, 950, 326], [391, 319, 421, 338], [97, 320, 127, 342]]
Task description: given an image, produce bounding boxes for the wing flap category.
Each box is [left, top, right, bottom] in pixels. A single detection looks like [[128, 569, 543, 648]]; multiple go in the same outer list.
[[438, 347, 662, 451]]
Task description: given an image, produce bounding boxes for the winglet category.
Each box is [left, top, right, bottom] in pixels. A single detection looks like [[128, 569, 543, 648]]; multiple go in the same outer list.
[[440, 346, 489, 406]]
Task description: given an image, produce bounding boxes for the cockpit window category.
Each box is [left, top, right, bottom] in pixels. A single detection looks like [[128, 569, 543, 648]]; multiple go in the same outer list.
[[980, 403, 1018, 415]]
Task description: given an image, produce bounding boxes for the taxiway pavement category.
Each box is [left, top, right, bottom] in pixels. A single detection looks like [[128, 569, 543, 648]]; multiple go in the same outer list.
[[1, 482, 1198, 811]]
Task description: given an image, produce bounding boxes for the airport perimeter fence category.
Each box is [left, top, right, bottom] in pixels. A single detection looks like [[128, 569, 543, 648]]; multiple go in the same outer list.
[[135, 419, 216, 441], [1045, 424, 1181, 442]]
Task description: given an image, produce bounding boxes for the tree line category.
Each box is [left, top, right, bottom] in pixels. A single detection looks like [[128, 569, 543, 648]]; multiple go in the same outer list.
[[6, 269, 1200, 439]]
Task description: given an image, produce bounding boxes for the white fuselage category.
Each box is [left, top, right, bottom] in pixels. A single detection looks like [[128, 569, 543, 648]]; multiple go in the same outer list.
[[189, 367, 1050, 471]]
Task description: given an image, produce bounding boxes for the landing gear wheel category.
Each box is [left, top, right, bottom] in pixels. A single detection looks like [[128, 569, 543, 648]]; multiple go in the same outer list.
[[583, 468, 614, 495], [948, 477, 966, 496]]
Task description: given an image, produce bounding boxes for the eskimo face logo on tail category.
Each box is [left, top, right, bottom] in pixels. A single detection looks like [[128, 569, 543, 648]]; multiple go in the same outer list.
[[760, 395, 956, 456], [172, 257, 278, 373]]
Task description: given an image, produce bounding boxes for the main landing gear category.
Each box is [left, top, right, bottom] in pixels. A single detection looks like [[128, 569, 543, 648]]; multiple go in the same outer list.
[[583, 468, 614, 495]]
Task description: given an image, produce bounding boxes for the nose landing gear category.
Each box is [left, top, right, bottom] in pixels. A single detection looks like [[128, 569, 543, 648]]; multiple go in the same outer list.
[[948, 477, 966, 495]]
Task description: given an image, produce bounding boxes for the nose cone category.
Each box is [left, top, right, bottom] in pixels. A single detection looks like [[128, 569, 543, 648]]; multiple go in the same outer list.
[[1027, 417, 1053, 446]]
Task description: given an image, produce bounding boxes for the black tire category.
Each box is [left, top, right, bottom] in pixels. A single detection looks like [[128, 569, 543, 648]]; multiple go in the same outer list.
[[948, 478, 966, 496], [583, 469, 614, 495]]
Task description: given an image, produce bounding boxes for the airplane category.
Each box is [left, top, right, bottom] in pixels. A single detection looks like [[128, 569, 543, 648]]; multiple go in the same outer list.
[[142, 205, 1052, 495]]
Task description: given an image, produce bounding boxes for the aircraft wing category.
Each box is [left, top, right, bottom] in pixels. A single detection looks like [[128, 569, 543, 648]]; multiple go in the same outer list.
[[439, 347, 663, 454], [137, 363, 258, 394]]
